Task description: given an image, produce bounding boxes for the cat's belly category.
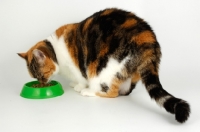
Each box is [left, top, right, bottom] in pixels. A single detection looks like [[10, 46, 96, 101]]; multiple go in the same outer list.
[[59, 65, 76, 81], [59, 65, 88, 85]]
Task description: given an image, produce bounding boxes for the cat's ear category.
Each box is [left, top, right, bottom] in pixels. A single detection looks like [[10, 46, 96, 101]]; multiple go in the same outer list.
[[32, 49, 46, 66], [17, 53, 27, 59]]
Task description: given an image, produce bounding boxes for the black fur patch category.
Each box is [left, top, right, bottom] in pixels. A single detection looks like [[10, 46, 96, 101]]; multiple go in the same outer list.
[[76, 35, 87, 79], [175, 101, 190, 123], [164, 97, 190, 123], [44, 40, 58, 63], [141, 70, 171, 100], [149, 87, 170, 100], [116, 72, 127, 80], [100, 83, 109, 92], [77, 8, 160, 77], [164, 97, 181, 114], [141, 71, 160, 87], [96, 56, 108, 74], [29, 57, 41, 78]]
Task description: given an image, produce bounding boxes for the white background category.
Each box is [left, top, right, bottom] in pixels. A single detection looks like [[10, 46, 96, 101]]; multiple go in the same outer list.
[[0, 0, 200, 132]]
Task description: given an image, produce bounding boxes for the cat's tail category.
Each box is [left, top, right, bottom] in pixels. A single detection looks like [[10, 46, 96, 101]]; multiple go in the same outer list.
[[140, 68, 190, 123]]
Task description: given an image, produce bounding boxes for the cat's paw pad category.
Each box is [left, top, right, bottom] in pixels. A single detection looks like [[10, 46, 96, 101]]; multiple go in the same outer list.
[[80, 89, 96, 97], [74, 84, 86, 92]]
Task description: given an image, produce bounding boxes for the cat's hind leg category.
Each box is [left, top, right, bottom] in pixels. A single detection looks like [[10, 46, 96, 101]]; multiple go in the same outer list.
[[96, 71, 130, 98], [80, 72, 124, 97], [82, 57, 130, 97], [80, 73, 130, 97], [96, 77, 121, 98], [80, 77, 121, 97]]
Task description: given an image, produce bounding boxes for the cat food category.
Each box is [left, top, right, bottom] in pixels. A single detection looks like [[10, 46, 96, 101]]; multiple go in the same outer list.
[[32, 83, 53, 88]]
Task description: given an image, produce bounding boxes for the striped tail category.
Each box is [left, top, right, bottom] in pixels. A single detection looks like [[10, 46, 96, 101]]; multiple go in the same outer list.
[[140, 69, 190, 123]]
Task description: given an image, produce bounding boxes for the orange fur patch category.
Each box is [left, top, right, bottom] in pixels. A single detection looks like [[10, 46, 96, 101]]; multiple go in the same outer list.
[[18, 41, 46, 63], [41, 58, 56, 78], [67, 44, 79, 67], [88, 60, 98, 78], [121, 19, 137, 28], [18, 53, 27, 59], [19, 40, 56, 82], [96, 78, 121, 98], [141, 50, 158, 73], [25, 41, 45, 63], [131, 31, 155, 45], [149, 64, 158, 75], [138, 57, 158, 76], [131, 72, 140, 83], [63, 24, 79, 67], [101, 9, 115, 16], [82, 44, 88, 59], [143, 50, 153, 59], [56, 25, 68, 38], [98, 44, 109, 57], [83, 18, 93, 32]]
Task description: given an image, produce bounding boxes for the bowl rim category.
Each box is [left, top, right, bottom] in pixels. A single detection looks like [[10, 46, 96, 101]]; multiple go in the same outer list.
[[24, 80, 59, 88], [20, 80, 64, 99]]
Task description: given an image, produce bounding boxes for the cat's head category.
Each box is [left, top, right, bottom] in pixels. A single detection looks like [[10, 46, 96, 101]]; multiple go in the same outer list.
[[18, 40, 59, 84]]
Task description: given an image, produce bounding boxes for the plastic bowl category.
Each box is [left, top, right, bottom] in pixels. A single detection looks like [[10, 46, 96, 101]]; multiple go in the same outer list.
[[20, 80, 64, 99]]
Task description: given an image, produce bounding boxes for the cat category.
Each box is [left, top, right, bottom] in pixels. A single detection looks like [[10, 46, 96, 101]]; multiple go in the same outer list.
[[18, 8, 190, 123]]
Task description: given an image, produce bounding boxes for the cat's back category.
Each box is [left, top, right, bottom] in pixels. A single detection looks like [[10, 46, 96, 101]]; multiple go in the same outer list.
[[76, 8, 157, 62], [74, 8, 159, 76], [78, 8, 152, 38]]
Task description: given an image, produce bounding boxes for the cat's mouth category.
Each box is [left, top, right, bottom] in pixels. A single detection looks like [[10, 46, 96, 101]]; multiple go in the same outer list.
[[37, 75, 54, 84], [38, 78, 49, 84], [39, 77, 53, 84]]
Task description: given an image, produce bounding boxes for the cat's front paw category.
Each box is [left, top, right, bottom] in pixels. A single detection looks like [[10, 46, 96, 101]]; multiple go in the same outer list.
[[74, 83, 86, 92], [80, 89, 96, 97], [69, 82, 77, 88]]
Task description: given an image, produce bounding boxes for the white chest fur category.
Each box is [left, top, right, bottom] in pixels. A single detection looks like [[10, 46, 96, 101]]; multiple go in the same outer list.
[[47, 34, 88, 85]]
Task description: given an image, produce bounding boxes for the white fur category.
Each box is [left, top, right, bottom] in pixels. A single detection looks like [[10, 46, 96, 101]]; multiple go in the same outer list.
[[119, 78, 131, 95], [46, 33, 130, 97], [47, 34, 88, 88], [81, 57, 130, 96], [157, 95, 171, 106]]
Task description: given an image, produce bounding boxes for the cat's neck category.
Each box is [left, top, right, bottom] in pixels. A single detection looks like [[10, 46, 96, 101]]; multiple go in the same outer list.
[[46, 24, 78, 66], [46, 24, 88, 84]]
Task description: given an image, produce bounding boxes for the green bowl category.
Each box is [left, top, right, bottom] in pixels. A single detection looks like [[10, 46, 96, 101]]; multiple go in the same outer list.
[[20, 80, 64, 99]]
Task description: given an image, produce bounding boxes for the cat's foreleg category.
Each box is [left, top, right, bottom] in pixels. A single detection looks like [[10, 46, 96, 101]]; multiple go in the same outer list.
[[74, 83, 88, 92], [80, 88, 97, 97], [69, 82, 77, 88], [80, 78, 99, 97], [69, 81, 88, 93]]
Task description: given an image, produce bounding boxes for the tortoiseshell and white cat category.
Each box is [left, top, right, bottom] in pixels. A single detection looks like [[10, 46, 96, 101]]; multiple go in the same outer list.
[[18, 8, 190, 123]]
